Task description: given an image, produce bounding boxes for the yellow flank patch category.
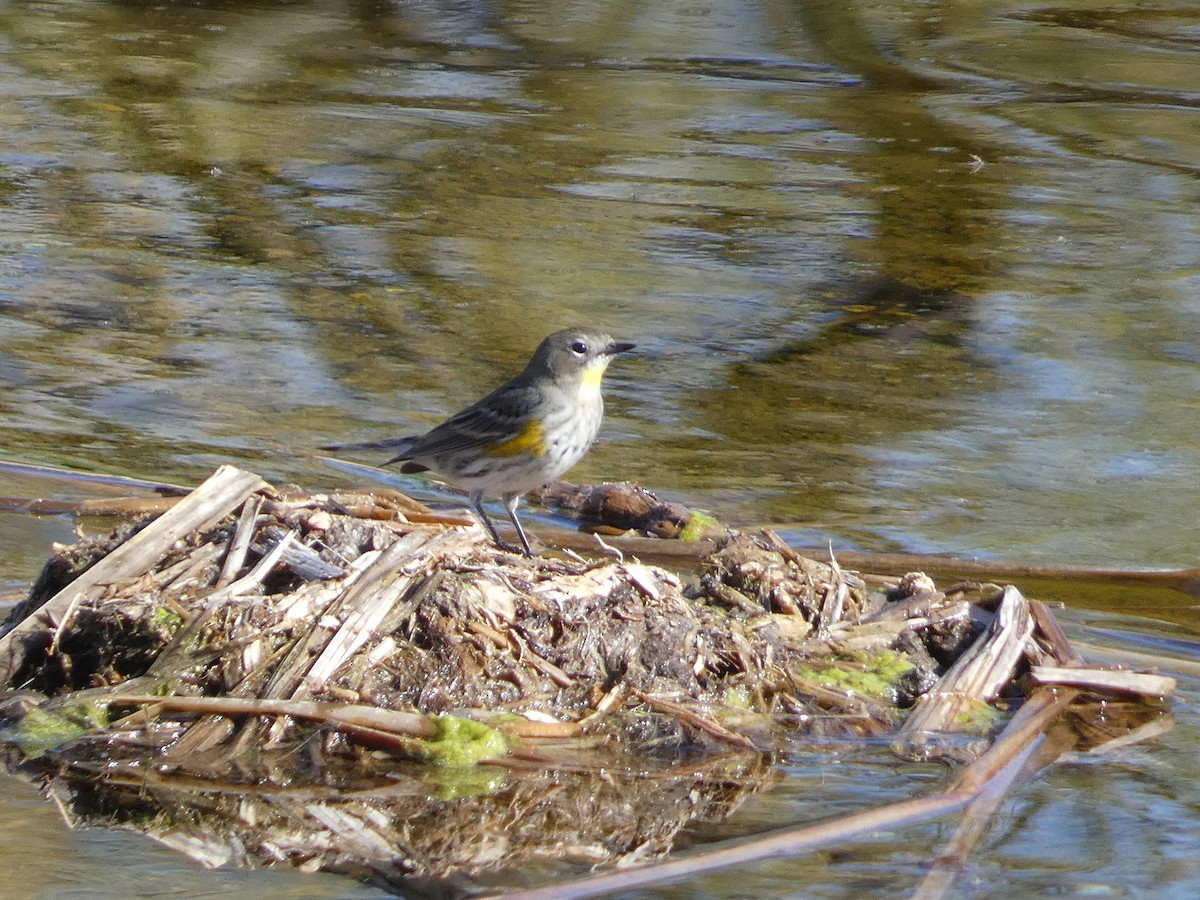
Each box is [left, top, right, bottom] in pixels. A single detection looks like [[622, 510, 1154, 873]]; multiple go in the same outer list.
[[486, 417, 547, 457]]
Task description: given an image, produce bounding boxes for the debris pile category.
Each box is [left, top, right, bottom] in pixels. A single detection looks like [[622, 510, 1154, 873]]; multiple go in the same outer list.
[[0, 466, 1174, 895]]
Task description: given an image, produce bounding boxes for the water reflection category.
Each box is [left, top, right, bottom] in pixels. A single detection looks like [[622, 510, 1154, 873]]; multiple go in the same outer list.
[[1, 0, 1199, 892]]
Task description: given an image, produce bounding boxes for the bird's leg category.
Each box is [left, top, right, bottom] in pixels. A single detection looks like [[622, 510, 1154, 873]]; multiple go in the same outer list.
[[470, 491, 528, 556], [503, 493, 536, 558]]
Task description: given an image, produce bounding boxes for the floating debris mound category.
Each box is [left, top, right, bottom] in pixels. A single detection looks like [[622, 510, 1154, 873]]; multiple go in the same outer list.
[[0, 467, 1174, 896]]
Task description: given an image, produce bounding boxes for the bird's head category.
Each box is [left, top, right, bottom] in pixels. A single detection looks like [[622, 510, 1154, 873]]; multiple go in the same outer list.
[[528, 328, 636, 395]]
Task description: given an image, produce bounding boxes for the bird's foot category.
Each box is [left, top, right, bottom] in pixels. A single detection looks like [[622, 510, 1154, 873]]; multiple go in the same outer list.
[[493, 537, 535, 557]]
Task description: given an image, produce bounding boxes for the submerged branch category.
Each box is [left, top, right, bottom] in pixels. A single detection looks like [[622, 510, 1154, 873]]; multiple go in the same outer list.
[[494, 685, 1086, 900], [108, 694, 439, 739]]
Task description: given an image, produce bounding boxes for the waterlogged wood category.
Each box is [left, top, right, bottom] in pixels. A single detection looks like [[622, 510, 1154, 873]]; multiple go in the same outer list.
[[492, 686, 1080, 900], [1028, 597, 1084, 666], [538, 529, 1200, 602], [913, 687, 1084, 900], [915, 737, 1053, 900], [1079, 715, 1175, 755], [0, 465, 268, 685], [633, 690, 758, 751], [110, 694, 439, 739], [0, 496, 182, 517], [896, 585, 1034, 753], [1030, 664, 1176, 698], [0, 458, 190, 495], [6, 462, 1200, 601]]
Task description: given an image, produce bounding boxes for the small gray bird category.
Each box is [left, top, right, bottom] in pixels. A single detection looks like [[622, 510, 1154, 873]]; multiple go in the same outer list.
[[324, 328, 635, 556]]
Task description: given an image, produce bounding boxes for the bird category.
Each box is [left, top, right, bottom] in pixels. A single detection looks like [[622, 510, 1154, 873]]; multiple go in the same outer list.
[[323, 327, 635, 556]]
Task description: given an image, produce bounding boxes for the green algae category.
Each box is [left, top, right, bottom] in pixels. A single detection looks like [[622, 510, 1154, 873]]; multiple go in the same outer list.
[[679, 511, 722, 542], [150, 604, 183, 636], [11, 700, 109, 758], [723, 685, 754, 710], [424, 766, 509, 801], [954, 702, 1004, 732], [796, 650, 914, 699], [418, 714, 511, 768]]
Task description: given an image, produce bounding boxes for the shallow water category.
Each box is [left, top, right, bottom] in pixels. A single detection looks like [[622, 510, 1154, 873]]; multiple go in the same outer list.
[[1, 0, 1198, 896]]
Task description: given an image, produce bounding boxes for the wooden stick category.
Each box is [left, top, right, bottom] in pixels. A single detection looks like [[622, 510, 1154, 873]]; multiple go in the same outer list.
[[201, 530, 297, 608], [256, 524, 348, 581], [0, 459, 190, 494], [632, 690, 757, 751], [915, 691, 1082, 900], [0, 466, 268, 686], [488, 685, 1077, 900], [0, 496, 183, 517], [107, 694, 439, 739], [291, 529, 451, 699], [1030, 665, 1176, 698], [7, 472, 1200, 602], [214, 495, 262, 589], [897, 585, 1034, 744], [1028, 597, 1084, 666]]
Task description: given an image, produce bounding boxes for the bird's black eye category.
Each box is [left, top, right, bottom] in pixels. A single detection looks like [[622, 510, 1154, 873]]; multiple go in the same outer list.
[[570, 340, 588, 355]]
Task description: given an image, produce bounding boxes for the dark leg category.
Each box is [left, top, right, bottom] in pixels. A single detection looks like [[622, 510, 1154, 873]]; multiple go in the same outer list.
[[470, 491, 527, 555], [503, 493, 535, 558]]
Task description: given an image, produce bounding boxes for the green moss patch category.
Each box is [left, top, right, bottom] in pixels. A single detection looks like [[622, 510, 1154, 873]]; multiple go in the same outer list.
[[11, 700, 109, 758]]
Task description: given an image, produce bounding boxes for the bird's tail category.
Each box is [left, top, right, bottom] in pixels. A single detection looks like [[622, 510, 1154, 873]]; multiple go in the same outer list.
[[319, 436, 419, 459]]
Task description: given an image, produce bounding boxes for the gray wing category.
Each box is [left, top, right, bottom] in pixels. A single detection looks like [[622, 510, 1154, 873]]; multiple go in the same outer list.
[[400, 381, 544, 462]]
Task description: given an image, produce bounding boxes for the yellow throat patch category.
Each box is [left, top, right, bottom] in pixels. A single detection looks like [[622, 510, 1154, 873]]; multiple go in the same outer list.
[[580, 359, 608, 399]]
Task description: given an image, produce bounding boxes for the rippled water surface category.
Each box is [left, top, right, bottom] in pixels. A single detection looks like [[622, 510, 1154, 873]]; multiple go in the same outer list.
[[1, 0, 1198, 896]]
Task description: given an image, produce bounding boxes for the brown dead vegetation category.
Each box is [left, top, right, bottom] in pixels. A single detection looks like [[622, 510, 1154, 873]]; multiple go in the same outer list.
[[0, 466, 1174, 897]]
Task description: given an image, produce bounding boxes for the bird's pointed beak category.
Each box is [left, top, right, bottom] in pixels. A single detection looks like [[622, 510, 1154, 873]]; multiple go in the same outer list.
[[606, 340, 636, 355]]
